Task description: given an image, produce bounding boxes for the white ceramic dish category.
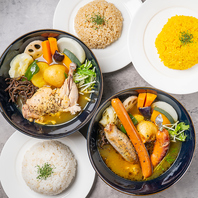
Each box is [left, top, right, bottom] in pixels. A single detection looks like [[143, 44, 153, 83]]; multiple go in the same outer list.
[[128, 0, 198, 94], [0, 131, 95, 198], [53, 0, 142, 73]]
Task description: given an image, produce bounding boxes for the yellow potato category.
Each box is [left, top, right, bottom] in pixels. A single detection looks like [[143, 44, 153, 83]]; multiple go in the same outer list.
[[43, 64, 68, 88], [136, 120, 158, 143], [31, 62, 49, 88]]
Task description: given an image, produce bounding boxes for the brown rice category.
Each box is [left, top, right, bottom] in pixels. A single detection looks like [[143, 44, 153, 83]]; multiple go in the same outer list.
[[74, 0, 123, 49]]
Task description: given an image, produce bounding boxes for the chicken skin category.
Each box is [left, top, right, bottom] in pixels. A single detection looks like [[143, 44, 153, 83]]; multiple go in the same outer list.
[[22, 63, 81, 121], [104, 123, 138, 163]]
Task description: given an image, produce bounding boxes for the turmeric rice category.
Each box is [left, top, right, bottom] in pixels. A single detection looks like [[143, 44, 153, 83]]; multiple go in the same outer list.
[[74, 0, 123, 49], [155, 15, 198, 70]]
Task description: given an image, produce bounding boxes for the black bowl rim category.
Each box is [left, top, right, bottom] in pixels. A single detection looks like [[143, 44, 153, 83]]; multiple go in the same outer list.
[[87, 86, 196, 195], [0, 29, 103, 139]]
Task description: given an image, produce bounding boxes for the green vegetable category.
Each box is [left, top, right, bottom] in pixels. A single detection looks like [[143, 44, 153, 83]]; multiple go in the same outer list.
[[36, 162, 55, 180], [25, 60, 40, 81], [163, 121, 189, 142], [154, 106, 175, 124], [63, 49, 81, 67], [120, 124, 127, 134], [64, 72, 68, 79], [179, 30, 193, 45], [120, 113, 138, 134], [85, 12, 107, 30], [90, 12, 105, 25], [129, 113, 138, 125], [73, 60, 96, 96]]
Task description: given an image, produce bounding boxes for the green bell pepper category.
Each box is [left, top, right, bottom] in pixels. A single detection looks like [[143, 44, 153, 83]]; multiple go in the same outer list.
[[25, 60, 40, 81]]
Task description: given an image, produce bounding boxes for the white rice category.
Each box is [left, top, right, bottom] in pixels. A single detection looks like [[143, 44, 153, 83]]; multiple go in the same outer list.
[[22, 140, 77, 195]]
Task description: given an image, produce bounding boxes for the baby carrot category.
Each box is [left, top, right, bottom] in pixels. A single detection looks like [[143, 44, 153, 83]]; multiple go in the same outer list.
[[111, 98, 153, 178]]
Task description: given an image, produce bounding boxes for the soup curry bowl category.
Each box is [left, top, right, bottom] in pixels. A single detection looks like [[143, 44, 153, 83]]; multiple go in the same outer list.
[[0, 29, 103, 138], [87, 87, 195, 195]]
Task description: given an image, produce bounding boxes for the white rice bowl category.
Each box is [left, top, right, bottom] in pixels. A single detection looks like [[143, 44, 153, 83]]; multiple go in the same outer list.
[[22, 140, 77, 195]]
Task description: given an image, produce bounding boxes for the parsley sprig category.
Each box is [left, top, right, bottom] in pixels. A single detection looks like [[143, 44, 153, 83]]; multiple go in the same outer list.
[[90, 12, 106, 25], [179, 31, 193, 45], [85, 12, 107, 30], [36, 162, 55, 180]]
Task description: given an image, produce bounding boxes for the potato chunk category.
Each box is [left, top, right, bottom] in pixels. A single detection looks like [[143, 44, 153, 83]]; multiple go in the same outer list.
[[43, 65, 68, 87], [31, 62, 49, 88], [136, 120, 158, 143]]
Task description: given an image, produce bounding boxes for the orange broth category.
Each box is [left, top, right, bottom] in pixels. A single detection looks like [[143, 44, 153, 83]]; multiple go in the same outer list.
[[36, 93, 90, 125], [98, 138, 181, 181]]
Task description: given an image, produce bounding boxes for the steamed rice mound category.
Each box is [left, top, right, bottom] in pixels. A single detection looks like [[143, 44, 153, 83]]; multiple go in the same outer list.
[[22, 140, 76, 195], [155, 15, 198, 70], [74, 0, 123, 49]]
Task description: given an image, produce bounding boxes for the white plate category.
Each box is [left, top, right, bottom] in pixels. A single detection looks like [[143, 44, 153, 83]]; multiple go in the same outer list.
[[53, 0, 142, 73], [128, 0, 198, 94], [0, 131, 95, 198]]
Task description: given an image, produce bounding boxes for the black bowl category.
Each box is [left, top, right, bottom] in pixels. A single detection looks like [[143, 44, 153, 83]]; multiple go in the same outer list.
[[0, 29, 103, 138], [87, 87, 195, 195]]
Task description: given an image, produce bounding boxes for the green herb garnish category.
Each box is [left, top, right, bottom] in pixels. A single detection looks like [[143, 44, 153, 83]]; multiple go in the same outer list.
[[36, 162, 55, 180], [163, 121, 189, 142], [179, 31, 193, 45], [165, 149, 177, 163], [73, 60, 96, 98], [85, 12, 107, 29], [90, 12, 105, 25], [160, 166, 165, 171]]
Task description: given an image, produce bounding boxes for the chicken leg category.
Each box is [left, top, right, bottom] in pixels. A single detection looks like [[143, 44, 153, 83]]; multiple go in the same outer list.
[[22, 63, 81, 121]]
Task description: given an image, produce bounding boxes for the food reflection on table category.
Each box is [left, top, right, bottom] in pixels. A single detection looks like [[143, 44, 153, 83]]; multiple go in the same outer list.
[[98, 92, 189, 180]]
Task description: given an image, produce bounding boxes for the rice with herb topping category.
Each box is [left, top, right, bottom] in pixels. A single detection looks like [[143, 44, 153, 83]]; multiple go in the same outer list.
[[22, 140, 76, 195], [155, 15, 198, 70], [74, 0, 123, 49]]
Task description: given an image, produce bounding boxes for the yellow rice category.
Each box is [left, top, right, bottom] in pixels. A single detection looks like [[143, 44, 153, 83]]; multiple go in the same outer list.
[[74, 0, 123, 49], [155, 15, 198, 70]]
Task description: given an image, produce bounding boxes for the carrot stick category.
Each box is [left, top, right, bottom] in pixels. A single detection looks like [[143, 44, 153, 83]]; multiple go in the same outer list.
[[42, 40, 52, 64], [111, 98, 153, 178], [151, 128, 170, 167], [48, 37, 58, 55]]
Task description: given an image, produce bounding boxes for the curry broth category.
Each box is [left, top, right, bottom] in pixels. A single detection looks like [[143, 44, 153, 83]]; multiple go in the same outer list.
[[37, 93, 90, 125], [98, 144, 143, 181], [98, 140, 181, 181]]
